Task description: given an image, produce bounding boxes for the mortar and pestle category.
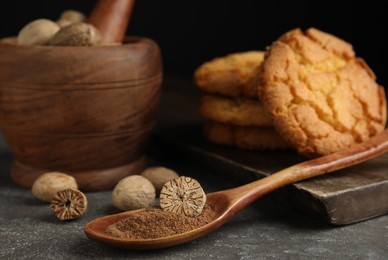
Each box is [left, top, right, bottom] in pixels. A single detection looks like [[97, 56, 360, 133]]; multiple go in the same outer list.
[[0, 0, 162, 191]]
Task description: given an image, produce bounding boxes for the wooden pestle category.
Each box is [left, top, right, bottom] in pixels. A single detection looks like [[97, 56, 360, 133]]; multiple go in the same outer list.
[[88, 0, 136, 44]]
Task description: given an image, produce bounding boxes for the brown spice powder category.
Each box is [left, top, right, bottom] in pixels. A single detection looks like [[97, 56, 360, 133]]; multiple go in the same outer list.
[[105, 204, 217, 239]]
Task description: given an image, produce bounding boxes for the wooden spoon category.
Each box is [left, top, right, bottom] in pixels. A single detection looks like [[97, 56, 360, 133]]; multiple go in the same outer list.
[[84, 129, 388, 250]]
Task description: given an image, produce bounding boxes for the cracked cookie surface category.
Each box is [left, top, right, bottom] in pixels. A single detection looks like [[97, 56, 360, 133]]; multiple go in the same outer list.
[[199, 94, 273, 126], [259, 28, 386, 157], [194, 51, 264, 97]]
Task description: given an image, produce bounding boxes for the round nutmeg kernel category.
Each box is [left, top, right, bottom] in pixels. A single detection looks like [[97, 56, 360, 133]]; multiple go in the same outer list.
[[112, 175, 156, 211], [141, 167, 180, 195], [160, 176, 206, 217], [57, 9, 85, 27], [49, 22, 101, 46], [31, 172, 78, 202], [17, 19, 60, 45], [51, 189, 88, 220], [56, 19, 75, 28]]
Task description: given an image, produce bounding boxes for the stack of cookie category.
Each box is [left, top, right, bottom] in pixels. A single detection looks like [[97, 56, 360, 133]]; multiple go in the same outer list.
[[194, 28, 387, 157], [194, 51, 290, 150]]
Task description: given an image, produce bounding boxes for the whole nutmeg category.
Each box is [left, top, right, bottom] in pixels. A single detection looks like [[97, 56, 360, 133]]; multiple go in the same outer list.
[[56, 19, 75, 28], [17, 19, 60, 45], [141, 167, 180, 195], [57, 9, 85, 28], [112, 175, 155, 211], [31, 172, 78, 202], [49, 22, 101, 46]]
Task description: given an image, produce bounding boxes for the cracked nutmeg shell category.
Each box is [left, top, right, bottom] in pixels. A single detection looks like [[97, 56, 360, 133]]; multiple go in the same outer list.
[[51, 189, 88, 220], [160, 176, 206, 217]]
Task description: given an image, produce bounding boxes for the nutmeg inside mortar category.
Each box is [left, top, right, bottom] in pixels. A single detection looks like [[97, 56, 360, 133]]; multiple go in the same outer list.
[[0, 36, 162, 191]]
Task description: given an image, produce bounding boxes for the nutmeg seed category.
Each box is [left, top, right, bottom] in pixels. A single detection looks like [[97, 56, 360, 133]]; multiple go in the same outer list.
[[141, 167, 180, 195], [112, 175, 156, 211], [17, 19, 60, 45], [57, 9, 86, 28], [31, 172, 78, 203], [51, 189, 88, 220], [49, 22, 101, 46]]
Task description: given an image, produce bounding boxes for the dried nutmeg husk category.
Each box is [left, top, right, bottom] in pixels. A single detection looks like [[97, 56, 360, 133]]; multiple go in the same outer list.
[[141, 167, 180, 195], [112, 175, 156, 211], [49, 22, 101, 46], [57, 9, 86, 28], [31, 172, 78, 203], [51, 189, 88, 220], [17, 19, 60, 45]]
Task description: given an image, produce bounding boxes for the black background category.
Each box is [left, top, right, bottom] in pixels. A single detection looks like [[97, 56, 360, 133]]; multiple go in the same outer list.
[[0, 0, 386, 87]]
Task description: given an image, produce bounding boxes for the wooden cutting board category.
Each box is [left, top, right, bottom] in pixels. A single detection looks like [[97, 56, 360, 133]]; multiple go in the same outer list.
[[155, 77, 388, 225]]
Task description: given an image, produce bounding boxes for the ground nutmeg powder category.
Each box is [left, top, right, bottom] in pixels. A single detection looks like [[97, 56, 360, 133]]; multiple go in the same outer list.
[[105, 204, 217, 239]]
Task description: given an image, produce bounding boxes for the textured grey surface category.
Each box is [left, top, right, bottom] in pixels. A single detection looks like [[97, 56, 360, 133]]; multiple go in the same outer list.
[[0, 134, 387, 259]]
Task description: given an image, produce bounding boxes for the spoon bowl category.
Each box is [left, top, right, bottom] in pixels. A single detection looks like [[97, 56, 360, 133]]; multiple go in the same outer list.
[[84, 193, 229, 250], [84, 129, 388, 250]]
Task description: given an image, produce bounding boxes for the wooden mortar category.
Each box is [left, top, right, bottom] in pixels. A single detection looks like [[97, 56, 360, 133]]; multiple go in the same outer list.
[[0, 37, 162, 191]]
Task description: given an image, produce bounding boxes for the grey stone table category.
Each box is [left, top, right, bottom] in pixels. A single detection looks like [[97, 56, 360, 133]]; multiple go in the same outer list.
[[0, 133, 387, 260]]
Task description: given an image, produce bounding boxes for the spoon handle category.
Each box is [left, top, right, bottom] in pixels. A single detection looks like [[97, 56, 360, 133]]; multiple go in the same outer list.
[[88, 0, 136, 44], [225, 129, 388, 211]]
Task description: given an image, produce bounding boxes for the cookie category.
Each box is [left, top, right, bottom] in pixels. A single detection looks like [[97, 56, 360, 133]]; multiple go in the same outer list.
[[203, 121, 289, 150], [259, 28, 386, 157], [194, 51, 264, 97], [199, 94, 273, 126]]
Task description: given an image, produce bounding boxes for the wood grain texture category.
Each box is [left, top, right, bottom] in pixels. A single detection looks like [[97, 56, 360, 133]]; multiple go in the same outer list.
[[84, 127, 388, 249], [11, 156, 147, 191], [154, 77, 388, 225], [88, 0, 136, 44], [0, 37, 162, 190]]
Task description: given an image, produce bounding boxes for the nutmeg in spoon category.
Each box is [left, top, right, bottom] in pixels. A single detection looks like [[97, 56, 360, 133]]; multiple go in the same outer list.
[[84, 129, 388, 250]]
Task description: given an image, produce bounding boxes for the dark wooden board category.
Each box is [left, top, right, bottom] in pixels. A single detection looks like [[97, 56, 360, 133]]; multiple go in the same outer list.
[[155, 77, 388, 225]]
